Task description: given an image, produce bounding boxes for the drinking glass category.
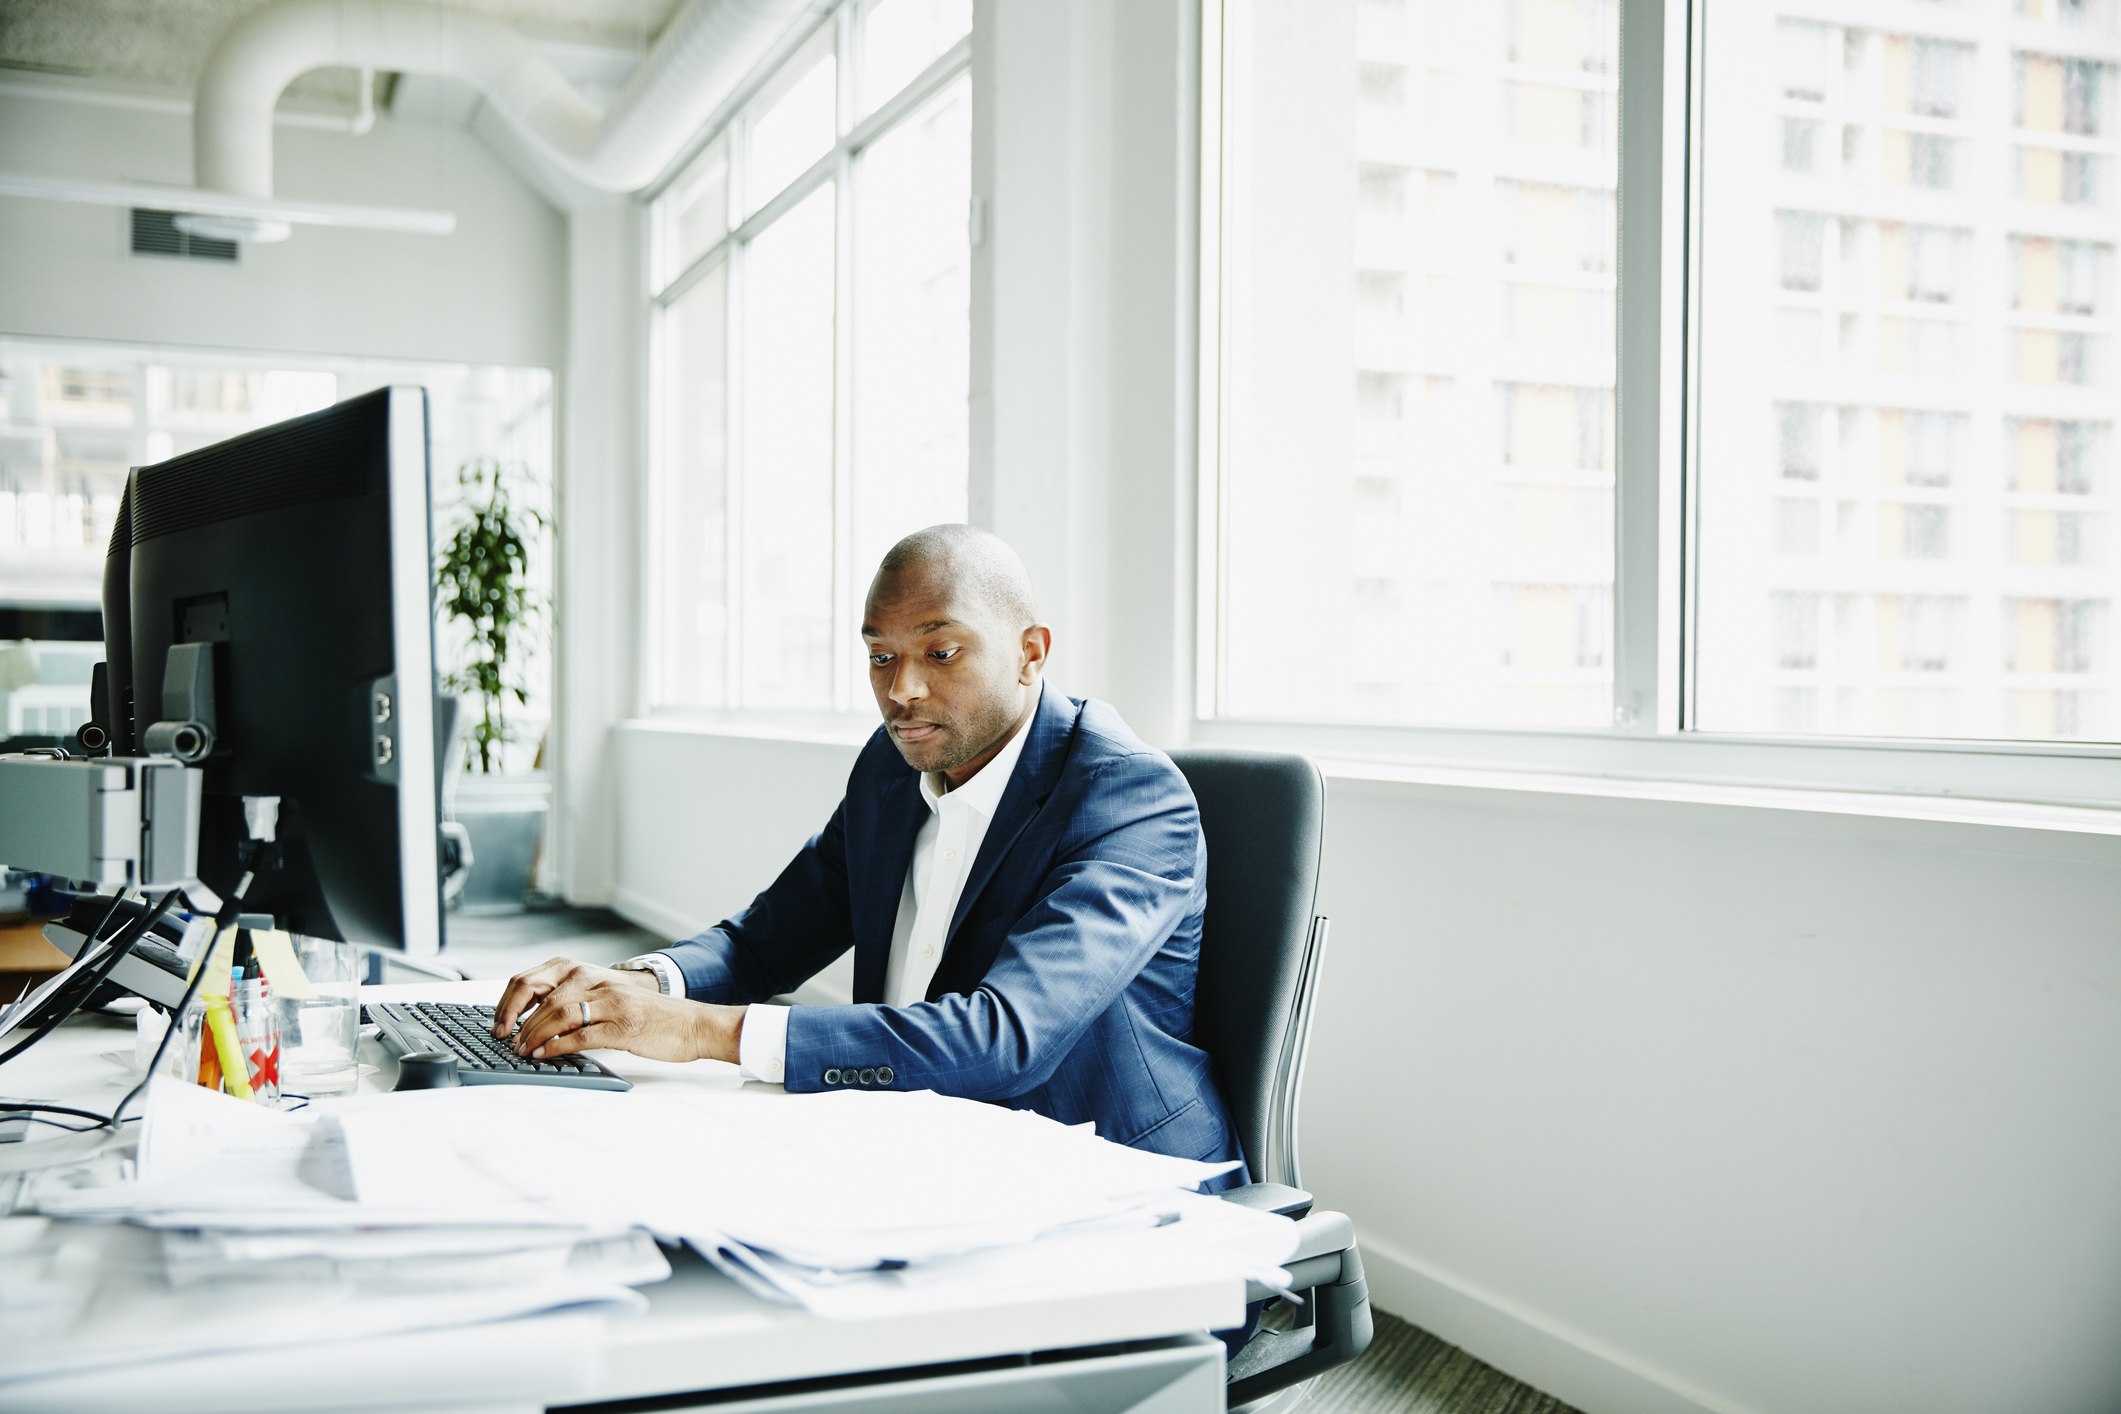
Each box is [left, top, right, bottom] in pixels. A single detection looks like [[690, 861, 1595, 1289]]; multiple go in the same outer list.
[[277, 936, 361, 1096]]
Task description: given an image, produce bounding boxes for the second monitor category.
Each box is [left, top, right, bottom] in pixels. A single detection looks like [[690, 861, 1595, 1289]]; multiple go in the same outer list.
[[100, 385, 446, 953]]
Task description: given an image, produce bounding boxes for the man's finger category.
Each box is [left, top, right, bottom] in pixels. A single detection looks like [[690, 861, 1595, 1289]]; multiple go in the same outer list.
[[492, 957, 579, 1035], [514, 982, 615, 1056], [511, 990, 582, 1056], [527, 1020, 605, 1058]]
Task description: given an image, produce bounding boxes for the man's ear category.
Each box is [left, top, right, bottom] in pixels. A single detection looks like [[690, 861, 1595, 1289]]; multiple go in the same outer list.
[[1019, 625, 1052, 684]]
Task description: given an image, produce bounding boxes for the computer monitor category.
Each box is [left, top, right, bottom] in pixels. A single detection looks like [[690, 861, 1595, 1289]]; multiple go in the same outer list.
[[98, 386, 445, 952]]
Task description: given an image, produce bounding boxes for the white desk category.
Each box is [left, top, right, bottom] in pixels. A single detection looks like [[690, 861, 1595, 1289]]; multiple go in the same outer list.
[[0, 982, 1233, 1414]]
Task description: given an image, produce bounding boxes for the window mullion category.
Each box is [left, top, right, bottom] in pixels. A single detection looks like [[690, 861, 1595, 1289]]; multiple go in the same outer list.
[[1615, 0, 1684, 735], [726, 120, 750, 709], [832, 9, 858, 716]]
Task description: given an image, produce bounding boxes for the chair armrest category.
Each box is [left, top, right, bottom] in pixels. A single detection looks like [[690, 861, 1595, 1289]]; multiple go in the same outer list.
[[1242, 1209, 1358, 1302], [1227, 1221, 1374, 1408], [1216, 1181, 1313, 1218], [1286, 1208, 1355, 1264]]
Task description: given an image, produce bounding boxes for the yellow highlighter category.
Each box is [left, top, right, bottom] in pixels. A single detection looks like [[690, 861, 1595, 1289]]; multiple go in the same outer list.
[[204, 996, 253, 1101]]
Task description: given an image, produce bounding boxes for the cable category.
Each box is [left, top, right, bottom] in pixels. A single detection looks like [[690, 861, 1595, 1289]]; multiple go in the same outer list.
[[109, 860, 258, 1130], [0, 1102, 118, 1126], [0, 1111, 140, 1133], [0, 886, 135, 1034], [0, 889, 180, 1071]]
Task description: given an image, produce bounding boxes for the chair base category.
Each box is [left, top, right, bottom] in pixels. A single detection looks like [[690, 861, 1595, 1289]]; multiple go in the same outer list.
[[1228, 1375, 1315, 1414]]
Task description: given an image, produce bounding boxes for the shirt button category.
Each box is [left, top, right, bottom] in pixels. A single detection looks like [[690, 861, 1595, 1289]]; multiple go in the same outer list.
[[921, 945, 934, 958], [943, 849, 957, 860]]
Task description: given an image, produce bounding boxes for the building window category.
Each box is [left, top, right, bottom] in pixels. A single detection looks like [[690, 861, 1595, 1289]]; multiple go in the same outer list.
[[1209, 0, 1618, 728], [1691, 8, 2118, 742], [647, 0, 972, 713], [1209, 0, 2121, 755]]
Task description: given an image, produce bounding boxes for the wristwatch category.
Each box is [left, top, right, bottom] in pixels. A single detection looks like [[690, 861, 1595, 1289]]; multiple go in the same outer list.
[[615, 953, 680, 996]]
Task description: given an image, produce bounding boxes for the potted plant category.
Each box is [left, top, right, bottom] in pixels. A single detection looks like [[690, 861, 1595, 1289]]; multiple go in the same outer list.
[[434, 457, 551, 912]]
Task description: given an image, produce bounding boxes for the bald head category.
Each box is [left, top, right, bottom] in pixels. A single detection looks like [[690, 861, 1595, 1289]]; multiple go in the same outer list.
[[863, 525, 1050, 784], [874, 524, 1039, 633]]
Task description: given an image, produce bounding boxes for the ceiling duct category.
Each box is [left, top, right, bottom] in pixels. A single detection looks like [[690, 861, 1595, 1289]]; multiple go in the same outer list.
[[0, 0, 820, 242], [196, 0, 821, 234]]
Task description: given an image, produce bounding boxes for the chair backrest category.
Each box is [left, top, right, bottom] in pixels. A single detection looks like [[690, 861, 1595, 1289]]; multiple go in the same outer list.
[[1170, 747, 1327, 1190]]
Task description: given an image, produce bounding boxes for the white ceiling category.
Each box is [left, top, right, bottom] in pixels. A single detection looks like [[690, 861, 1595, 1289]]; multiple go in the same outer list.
[[0, 0, 683, 104]]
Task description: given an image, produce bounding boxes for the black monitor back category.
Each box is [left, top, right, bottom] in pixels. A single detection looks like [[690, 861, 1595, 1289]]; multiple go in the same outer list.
[[111, 387, 444, 951]]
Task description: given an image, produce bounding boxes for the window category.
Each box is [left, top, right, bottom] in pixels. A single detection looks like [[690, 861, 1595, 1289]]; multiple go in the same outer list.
[[1207, 0, 2121, 765], [1209, 0, 1619, 728], [0, 334, 554, 767], [1692, 5, 2121, 742], [647, 0, 972, 714]]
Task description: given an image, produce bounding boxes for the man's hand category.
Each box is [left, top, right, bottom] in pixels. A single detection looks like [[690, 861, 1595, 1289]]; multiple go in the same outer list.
[[490, 956, 744, 1065]]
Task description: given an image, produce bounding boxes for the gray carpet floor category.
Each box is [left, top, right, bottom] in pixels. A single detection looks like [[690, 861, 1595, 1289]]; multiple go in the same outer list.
[[1304, 1311, 1581, 1414]]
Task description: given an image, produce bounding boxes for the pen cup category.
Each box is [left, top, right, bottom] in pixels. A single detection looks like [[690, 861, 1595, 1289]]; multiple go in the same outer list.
[[275, 936, 362, 1097], [232, 976, 280, 1106], [167, 992, 208, 1084]]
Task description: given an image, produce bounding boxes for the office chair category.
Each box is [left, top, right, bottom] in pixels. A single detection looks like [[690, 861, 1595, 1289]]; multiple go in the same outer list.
[[1171, 748, 1374, 1411]]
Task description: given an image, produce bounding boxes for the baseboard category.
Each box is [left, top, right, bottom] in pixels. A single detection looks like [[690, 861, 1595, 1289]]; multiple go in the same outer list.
[[1356, 1233, 1755, 1414], [610, 885, 703, 944]]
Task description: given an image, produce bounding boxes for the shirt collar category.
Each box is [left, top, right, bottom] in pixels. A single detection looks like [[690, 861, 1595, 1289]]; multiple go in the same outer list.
[[917, 681, 1041, 817]]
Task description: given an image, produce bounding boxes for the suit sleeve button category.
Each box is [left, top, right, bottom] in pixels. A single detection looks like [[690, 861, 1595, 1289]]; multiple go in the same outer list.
[[877, 1066, 894, 1085], [859, 1067, 877, 1085], [823, 1068, 840, 1084]]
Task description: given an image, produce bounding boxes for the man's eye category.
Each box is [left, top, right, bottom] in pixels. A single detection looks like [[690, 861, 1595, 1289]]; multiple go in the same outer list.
[[869, 654, 893, 667], [930, 649, 958, 661]]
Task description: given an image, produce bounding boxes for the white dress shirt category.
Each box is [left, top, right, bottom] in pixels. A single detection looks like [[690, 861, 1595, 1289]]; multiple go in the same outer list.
[[639, 697, 1038, 1085]]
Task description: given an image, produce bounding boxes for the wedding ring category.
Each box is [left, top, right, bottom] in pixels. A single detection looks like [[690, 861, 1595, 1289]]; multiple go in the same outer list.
[[580, 1000, 592, 1030]]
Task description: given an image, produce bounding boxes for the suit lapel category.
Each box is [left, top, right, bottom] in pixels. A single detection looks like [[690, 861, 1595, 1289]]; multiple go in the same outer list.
[[854, 768, 926, 1004], [943, 683, 1078, 952]]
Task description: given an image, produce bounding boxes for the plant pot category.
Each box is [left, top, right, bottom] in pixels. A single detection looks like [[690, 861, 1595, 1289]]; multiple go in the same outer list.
[[449, 772, 551, 913]]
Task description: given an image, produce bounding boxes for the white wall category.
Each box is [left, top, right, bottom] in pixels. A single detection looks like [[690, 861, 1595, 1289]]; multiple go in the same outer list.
[[613, 722, 858, 1004], [547, 195, 643, 907], [1309, 782, 2121, 1414], [970, 0, 1198, 742], [0, 92, 565, 368]]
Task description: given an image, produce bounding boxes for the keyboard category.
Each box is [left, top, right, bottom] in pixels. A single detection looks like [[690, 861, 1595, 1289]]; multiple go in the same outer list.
[[370, 1001, 632, 1091]]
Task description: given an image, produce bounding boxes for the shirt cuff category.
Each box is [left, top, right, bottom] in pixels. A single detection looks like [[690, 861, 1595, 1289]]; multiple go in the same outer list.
[[737, 1002, 789, 1084]]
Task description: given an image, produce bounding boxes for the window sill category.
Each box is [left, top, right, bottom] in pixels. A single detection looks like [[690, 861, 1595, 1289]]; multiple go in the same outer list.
[[1192, 716, 2121, 832], [622, 713, 874, 749], [1311, 754, 2121, 839], [617, 713, 2121, 837]]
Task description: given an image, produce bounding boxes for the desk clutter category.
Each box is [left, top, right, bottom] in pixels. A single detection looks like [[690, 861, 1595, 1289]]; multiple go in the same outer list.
[[1, 1069, 1298, 1399]]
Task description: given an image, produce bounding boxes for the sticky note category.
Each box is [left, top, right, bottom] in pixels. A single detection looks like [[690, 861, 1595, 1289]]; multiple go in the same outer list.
[[175, 915, 218, 965], [249, 930, 317, 1000]]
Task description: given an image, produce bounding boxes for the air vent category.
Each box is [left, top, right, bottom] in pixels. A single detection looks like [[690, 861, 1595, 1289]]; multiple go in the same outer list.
[[130, 209, 239, 262]]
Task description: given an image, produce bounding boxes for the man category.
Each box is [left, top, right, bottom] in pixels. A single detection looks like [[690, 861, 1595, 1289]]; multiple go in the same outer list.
[[493, 524, 1244, 1179]]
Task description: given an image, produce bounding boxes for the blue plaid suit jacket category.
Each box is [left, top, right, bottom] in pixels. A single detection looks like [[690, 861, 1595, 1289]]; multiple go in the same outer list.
[[661, 683, 1245, 1174]]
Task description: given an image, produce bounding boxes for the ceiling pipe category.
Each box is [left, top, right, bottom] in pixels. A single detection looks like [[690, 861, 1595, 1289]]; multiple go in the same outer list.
[[194, 0, 820, 235]]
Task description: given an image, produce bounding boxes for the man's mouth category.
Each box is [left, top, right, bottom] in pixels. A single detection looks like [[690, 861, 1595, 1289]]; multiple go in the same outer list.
[[892, 720, 942, 742]]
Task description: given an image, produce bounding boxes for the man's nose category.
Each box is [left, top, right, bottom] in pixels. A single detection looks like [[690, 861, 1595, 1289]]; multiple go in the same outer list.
[[889, 659, 926, 705]]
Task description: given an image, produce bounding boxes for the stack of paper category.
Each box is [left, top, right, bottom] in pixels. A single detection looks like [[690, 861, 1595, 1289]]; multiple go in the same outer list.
[[7, 1079, 658, 1397], [309, 1082, 1301, 1319], [10, 1071, 1297, 1398]]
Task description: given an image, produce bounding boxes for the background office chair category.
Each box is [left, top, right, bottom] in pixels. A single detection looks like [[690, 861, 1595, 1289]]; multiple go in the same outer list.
[[1172, 748, 1374, 1411]]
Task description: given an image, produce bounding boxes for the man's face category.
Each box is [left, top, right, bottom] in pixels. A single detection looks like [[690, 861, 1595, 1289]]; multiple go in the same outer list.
[[862, 563, 1038, 780]]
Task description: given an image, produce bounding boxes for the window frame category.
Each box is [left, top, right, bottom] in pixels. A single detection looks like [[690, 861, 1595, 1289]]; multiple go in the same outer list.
[[1195, 0, 2121, 812], [641, 0, 973, 726]]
